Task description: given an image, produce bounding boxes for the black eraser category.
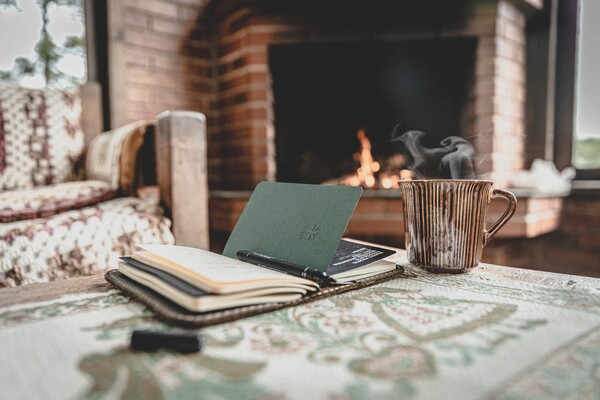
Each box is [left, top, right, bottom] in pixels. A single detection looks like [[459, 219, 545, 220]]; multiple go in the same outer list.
[[131, 329, 203, 353]]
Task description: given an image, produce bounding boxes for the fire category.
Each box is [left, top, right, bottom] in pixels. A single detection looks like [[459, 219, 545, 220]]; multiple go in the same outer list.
[[356, 128, 379, 188], [341, 128, 412, 189]]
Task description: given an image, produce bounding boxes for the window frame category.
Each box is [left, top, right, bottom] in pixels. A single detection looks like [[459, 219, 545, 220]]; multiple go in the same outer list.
[[84, 0, 110, 131], [554, 0, 600, 180]]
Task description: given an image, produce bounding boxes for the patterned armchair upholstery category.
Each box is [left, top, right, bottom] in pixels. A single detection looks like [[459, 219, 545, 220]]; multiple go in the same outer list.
[[0, 83, 208, 287]]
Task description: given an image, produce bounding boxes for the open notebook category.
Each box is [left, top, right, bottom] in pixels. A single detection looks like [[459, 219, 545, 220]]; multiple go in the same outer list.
[[112, 182, 398, 313]]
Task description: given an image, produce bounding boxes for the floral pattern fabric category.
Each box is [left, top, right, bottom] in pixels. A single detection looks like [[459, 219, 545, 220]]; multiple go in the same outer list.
[[0, 84, 84, 190], [1, 259, 599, 400], [0, 196, 174, 287], [0, 180, 116, 222]]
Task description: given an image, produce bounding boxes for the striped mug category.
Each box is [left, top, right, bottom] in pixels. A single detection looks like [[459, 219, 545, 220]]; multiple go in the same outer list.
[[398, 180, 517, 273]]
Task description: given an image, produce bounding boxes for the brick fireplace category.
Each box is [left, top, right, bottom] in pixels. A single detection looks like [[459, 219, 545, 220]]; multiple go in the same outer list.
[[190, 0, 548, 252], [195, 0, 542, 190]]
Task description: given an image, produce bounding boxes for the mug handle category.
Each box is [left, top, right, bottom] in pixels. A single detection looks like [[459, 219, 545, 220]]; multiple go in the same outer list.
[[483, 189, 517, 247]]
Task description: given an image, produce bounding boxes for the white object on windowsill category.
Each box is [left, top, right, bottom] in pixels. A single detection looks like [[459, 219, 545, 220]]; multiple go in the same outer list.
[[511, 159, 576, 195]]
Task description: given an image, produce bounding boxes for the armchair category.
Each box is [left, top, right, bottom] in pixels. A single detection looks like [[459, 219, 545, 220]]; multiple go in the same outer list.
[[0, 82, 208, 287]]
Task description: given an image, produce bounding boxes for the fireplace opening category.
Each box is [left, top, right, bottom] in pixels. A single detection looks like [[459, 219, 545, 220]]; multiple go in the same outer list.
[[270, 38, 477, 184]]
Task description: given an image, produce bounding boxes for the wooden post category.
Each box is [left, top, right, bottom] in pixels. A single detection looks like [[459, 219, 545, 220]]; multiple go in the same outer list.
[[80, 81, 103, 149], [156, 111, 209, 249]]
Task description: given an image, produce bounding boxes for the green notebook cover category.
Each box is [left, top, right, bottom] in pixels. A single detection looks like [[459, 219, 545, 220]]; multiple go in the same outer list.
[[222, 182, 363, 272]]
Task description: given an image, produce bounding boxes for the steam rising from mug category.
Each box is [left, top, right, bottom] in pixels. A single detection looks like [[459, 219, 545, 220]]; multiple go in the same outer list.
[[391, 126, 476, 179]]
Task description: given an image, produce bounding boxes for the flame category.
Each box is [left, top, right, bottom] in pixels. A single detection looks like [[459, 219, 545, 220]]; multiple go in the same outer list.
[[341, 128, 411, 189], [356, 128, 378, 188]]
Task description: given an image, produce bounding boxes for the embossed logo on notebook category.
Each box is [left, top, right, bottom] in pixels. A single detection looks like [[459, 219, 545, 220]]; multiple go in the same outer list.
[[299, 223, 320, 240]]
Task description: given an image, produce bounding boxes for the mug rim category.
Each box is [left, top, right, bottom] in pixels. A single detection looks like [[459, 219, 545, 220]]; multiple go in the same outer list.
[[398, 179, 493, 184]]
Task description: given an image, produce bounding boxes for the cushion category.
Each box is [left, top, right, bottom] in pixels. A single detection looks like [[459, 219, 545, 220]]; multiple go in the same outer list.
[[85, 120, 152, 196], [0, 84, 84, 190], [0, 196, 174, 288], [0, 180, 117, 223]]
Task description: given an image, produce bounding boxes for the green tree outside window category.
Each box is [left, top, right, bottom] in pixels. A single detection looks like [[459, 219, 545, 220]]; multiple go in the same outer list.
[[0, 0, 85, 87]]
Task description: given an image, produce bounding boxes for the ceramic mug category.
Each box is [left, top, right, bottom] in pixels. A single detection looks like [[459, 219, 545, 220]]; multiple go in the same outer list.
[[398, 179, 517, 273]]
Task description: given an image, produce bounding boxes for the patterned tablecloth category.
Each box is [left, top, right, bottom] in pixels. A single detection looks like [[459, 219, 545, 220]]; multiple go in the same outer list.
[[1, 249, 600, 400]]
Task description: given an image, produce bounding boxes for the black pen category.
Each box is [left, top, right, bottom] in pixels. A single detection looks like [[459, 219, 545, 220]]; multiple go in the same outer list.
[[236, 250, 335, 286], [131, 329, 203, 353]]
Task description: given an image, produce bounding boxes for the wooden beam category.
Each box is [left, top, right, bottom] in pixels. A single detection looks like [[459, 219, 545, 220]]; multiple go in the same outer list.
[[156, 111, 210, 249], [79, 81, 103, 149]]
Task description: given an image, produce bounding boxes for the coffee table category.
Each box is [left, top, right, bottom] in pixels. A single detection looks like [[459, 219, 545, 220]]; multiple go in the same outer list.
[[2, 246, 599, 400]]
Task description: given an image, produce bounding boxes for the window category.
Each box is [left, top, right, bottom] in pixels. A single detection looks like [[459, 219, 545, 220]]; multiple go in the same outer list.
[[0, 0, 86, 88], [573, 0, 600, 170], [550, 0, 600, 180]]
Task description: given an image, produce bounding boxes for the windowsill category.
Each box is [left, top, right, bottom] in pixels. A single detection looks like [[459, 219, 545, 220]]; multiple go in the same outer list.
[[571, 180, 600, 197]]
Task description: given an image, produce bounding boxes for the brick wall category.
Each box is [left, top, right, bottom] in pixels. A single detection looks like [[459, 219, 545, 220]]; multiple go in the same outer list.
[[212, 7, 287, 189], [106, 0, 214, 128], [472, 1, 527, 186]]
